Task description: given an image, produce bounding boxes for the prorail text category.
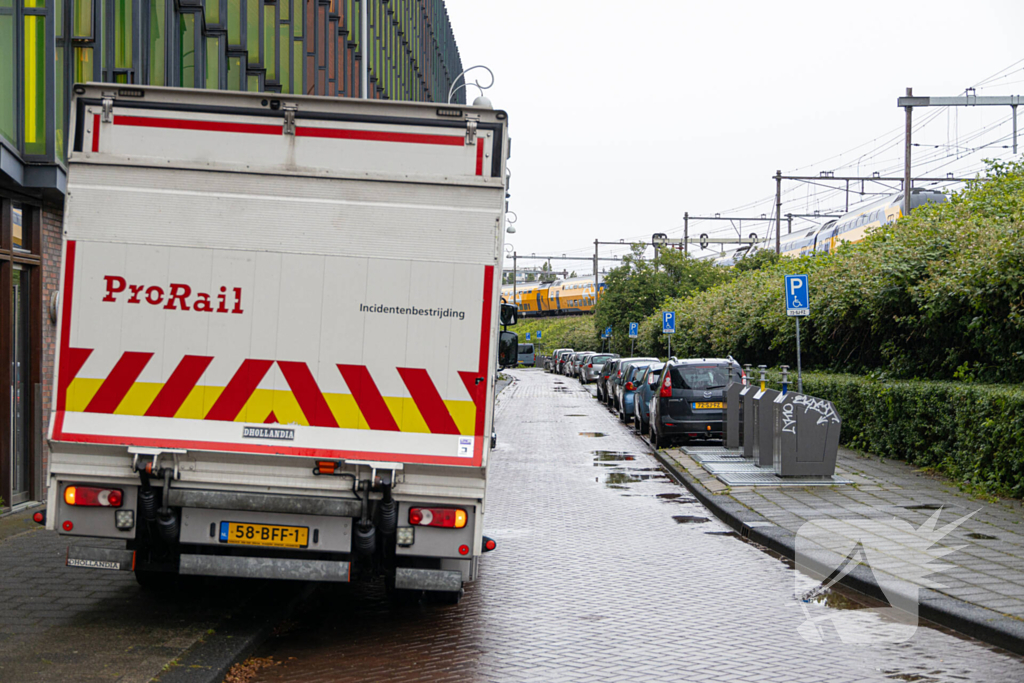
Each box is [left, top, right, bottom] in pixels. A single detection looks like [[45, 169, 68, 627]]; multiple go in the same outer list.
[[102, 276, 243, 314]]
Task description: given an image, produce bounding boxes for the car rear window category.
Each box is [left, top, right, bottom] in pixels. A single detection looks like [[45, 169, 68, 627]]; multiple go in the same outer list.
[[669, 364, 734, 390], [590, 354, 613, 364], [518, 344, 534, 354]]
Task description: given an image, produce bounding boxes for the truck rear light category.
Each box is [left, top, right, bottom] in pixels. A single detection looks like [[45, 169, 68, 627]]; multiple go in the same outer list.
[[483, 536, 497, 552], [660, 373, 673, 397], [408, 507, 467, 528], [64, 486, 123, 508], [32, 511, 45, 525], [458, 544, 470, 555], [62, 520, 74, 531]]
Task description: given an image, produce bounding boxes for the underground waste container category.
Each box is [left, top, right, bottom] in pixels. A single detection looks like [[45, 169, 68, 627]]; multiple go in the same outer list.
[[772, 392, 841, 477], [751, 387, 780, 467]]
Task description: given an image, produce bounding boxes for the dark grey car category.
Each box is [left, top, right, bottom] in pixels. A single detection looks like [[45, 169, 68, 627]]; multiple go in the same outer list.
[[649, 358, 744, 448]]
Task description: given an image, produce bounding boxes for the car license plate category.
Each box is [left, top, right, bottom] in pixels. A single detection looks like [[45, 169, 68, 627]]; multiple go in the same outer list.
[[692, 402, 725, 410], [219, 522, 309, 548]]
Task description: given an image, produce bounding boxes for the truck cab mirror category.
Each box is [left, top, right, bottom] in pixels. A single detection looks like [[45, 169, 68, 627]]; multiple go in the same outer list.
[[500, 303, 517, 327], [498, 331, 518, 368]]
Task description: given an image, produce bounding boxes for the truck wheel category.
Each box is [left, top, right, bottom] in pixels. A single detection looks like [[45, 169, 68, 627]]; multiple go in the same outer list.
[[432, 588, 464, 606], [134, 569, 178, 592]]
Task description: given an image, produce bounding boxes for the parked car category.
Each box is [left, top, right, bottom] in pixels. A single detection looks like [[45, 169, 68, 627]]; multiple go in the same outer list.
[[649, 358, 744, 448], [632, 362, 665, 435], [572, 352, 596, 379], [547, 348, 570, 372], [518, 343, 535, 367], [616, 360, 657, 423], [582, 353, 618, 384], [597, 358, 621, 403], [610, 357, 659, 412], [553, 349, 575, 375]]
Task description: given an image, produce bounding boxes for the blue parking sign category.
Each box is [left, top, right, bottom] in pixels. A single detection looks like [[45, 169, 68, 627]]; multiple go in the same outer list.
[[525, 332, 530, 341], [629, 322, 639, 339], [536, 331, 541, 340], [785, 274, 809, 316], [662, 311, 675, 334], [604, 326, 612, 339]]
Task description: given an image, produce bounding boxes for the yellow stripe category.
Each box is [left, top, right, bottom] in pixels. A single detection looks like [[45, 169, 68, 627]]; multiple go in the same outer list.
[[65, 378, 477, 434]]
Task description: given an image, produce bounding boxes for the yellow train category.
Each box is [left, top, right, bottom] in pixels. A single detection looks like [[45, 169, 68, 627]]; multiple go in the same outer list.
[[500, 276, 605, 316], [780, 188, 946, 257]]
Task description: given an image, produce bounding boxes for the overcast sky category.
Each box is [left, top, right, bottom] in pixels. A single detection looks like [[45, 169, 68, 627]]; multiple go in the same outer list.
[[444, 0, 1024, 269]]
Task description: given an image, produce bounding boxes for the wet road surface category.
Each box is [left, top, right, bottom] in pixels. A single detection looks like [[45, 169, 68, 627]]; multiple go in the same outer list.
[[249, 369, 1024, 682]]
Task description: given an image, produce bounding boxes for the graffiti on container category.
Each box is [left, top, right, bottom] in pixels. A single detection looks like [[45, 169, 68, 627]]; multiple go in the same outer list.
[[782, 401, 797, 434], [792, 394, 840, 425]]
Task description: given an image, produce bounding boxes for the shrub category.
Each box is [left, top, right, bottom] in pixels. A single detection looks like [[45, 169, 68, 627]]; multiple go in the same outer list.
[[800, 372, 1024, 499]]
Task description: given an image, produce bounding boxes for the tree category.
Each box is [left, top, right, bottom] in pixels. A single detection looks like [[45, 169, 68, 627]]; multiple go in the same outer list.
[[570, 271, 578, 278], [539, 261, 557, 283], [594, 244, 733, 355]]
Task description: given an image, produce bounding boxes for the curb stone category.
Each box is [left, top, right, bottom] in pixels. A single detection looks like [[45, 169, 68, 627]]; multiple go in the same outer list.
[[648, 448, 1024, 658], [152, 582, 316, 683]]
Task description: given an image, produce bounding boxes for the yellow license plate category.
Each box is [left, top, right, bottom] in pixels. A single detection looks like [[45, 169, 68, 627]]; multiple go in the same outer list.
[[219, 522, 309, 548], [692, 402, 725, 410]]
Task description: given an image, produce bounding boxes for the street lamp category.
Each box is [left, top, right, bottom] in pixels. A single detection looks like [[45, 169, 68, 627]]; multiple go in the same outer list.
[[448, 65, 495, 106], [506, 210, 517, 234]]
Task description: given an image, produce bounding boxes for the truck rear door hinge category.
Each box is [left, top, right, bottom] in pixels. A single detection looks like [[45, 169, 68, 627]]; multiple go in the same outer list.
[[101, 97, 114, 123], [465, 118, 478, 146], [283, 104, 298, 135]]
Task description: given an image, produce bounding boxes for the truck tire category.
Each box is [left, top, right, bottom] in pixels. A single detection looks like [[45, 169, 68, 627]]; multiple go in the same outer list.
[[430, 588, 464, 606], [134, 569, 178, 592]]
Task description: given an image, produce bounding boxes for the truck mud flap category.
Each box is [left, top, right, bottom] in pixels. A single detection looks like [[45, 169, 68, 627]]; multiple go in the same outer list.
[[66, 545, 135, 571], [179, 554, 351, 582], [394, 567, 463, 592]]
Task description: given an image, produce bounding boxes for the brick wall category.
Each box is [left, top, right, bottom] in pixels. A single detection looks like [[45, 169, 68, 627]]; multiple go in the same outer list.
[[40, 200, 63, 493]]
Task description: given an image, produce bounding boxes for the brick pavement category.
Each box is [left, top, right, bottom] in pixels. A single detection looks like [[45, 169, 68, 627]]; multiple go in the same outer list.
[[249, 369, 1024, 682], [663, 442, 1024, 625], [0, 514, 301, 683]]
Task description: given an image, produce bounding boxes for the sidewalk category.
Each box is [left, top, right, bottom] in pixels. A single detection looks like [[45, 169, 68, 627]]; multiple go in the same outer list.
[[0, 507, 305, 683], [654, 445, 1024, 655]]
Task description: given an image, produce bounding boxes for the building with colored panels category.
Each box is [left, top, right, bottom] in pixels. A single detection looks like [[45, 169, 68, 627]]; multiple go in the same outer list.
[[0, 0, 465, 510]]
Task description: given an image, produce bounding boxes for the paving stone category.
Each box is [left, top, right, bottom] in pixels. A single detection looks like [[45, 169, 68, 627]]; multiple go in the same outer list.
[[248, 370, 1024, 683]]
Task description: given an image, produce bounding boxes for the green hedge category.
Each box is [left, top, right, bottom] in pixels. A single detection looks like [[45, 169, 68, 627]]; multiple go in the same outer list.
[[799, 372, 1024, 498]]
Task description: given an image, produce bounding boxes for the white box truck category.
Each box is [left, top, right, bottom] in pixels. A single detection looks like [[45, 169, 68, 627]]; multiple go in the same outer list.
[[45, 83, 514, 600]]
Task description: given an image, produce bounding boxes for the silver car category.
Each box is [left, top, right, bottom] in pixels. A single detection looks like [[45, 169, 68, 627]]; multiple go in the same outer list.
[[572, 352, 596, 379], [581, 353, 618, 383]]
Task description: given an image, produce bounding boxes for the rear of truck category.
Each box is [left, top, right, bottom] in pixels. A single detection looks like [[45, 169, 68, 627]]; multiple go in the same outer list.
[[46, 84, 510, 599]]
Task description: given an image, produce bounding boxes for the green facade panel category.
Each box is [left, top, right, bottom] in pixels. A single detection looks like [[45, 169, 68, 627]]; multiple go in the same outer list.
[[0, 0, 464, 178]]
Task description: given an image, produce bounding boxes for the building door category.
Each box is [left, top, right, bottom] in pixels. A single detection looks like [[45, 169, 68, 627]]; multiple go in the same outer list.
[[10, 265, 30, 505]]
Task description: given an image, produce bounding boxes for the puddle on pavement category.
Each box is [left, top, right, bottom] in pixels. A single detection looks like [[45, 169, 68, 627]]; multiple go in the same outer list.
[[579, 432, 607, 438], [704, 530, 740, 538], [901, 503, 943, 510], [965, 532, 997, 540], [657, 492, 683, 499], [672, 515, 710, 524], [593, 451, 637, 461], [802, 588, 863, 611], [564, 414, 587, 417]]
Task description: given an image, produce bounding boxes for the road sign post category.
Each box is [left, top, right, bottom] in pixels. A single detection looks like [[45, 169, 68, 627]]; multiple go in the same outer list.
[[662, 312, 675, 360], [784, 275, 809, 392]]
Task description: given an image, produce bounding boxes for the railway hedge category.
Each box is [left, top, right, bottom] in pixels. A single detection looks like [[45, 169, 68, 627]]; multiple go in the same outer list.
[[798, 372, 1024, 499], [636, 159, 1024, 383]]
